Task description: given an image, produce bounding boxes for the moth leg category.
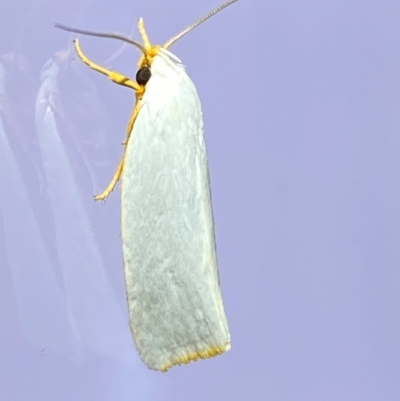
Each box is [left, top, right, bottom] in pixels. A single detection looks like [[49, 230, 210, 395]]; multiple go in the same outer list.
[[73, 39, 140, 91], [94, 96, 143, 201], [73, 37, 147, 201], [94, 153, 125, 201]]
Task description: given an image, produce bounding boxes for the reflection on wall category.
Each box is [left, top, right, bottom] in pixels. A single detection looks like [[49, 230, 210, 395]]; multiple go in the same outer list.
[[0, 48, 154, 400]]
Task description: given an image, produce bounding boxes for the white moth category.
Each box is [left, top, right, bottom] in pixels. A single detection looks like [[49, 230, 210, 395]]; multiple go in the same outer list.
[[55, 0, 238, 372]]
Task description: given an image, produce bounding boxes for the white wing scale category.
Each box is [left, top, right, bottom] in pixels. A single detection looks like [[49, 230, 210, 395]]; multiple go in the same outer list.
[[121, 48, 230, 371]]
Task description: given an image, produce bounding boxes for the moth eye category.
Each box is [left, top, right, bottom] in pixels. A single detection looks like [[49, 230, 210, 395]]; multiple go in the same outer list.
[[136, 67, 151, 85]]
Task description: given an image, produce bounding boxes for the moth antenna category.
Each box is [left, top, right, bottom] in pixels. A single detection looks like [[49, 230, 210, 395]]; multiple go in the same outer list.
[[164, 0, 239, 49], [54, 23, 145, 53]]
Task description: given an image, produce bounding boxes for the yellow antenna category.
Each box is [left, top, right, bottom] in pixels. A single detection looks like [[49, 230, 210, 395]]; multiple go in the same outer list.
[[164, 0, 240, 49]]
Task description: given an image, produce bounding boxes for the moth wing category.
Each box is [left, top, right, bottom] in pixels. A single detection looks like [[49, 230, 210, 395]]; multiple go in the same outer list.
[[121, 49, 230, 371]]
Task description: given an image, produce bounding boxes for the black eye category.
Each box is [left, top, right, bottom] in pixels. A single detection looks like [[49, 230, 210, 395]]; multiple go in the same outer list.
[[136, 67, 151, 85]]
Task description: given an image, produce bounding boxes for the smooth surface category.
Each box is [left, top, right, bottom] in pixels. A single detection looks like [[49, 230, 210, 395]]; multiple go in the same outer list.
[[1, 0, 400, 400], [121, 49, 230, 371]]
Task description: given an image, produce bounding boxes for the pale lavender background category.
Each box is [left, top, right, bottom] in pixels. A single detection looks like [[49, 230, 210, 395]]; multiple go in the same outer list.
[[1, 0, 399, 400]]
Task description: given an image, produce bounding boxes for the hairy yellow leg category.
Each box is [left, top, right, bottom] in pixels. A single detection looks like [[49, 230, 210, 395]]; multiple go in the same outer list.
[[94, 155, 125, 201], [94, 93, 144, 201], [71, 40, 146, 201], [73, 39, 140, 91], [71, 39, 150, 201]]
